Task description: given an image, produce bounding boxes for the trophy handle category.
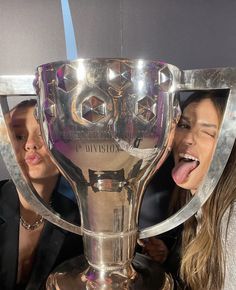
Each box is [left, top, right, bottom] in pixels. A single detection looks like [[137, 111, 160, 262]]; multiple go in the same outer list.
[[139, 67, 236, 239], [0, 96, 82, 235]]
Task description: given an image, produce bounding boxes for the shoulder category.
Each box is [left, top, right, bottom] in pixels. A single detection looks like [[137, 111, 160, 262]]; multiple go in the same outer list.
[[0, 179, 16, 198], [222, 202, 236, 232], [0, 179, 9, 187], [222, 202, 236, 289], [221, 202, 236, 252], [0, 179, 19, 218], [0, 179, 18, 223]]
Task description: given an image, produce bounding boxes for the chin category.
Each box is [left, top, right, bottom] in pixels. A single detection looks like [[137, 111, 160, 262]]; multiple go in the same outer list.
[[177, 178, 199, 192], [180, 183, 200, 194], [28, 170, 51, 181], [178, 183, 192, 190], [28, 174, 46, 181]]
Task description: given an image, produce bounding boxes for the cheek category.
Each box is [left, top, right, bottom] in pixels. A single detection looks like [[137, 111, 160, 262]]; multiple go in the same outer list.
[[172, 138, 181, 155], [13, 140, 23, 151], [172, 140, 179, 151], [14, 143, 25, 161], [44, 155, 58, 171], [173, 131, 183, 146], [201, 154, 213, 171], [199, 141, 216, 165]]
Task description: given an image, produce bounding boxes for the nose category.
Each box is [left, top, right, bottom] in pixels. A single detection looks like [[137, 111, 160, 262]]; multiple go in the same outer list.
[[182, 130, 196, 146], [24, 136, 43, 151]]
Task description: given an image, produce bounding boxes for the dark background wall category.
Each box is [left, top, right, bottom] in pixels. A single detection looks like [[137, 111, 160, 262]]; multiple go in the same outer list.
[[1, 0, 236, 178]]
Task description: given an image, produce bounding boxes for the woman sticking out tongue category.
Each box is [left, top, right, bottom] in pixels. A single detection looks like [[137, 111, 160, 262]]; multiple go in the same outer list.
[[172, 154, 199, 185], [172, 97, 220, 194], [142, 90, 232, 290]]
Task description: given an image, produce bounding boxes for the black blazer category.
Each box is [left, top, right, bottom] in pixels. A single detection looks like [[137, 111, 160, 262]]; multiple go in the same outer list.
[[0, 180, 84, 290]]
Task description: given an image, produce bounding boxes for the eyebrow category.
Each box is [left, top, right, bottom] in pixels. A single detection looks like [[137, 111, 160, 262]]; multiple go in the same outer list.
[[199, 122, 218, 129], [180, 116, 218, 129], [11, 121, 26, 128]]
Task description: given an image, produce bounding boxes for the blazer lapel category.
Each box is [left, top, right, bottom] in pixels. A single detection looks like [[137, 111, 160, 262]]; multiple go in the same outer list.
[[0, 181, 80, 290], [26, 222, 67, 290], [27, 192, 78, 290], [0, 181, 20, 289]]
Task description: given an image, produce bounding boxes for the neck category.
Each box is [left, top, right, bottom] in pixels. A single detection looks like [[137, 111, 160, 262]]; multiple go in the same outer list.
[[18, 174, 59, 216]]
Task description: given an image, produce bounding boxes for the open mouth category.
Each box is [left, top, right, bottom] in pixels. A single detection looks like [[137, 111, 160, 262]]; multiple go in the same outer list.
[[172, 153, 200, 184], [178, 153, 200, 166]]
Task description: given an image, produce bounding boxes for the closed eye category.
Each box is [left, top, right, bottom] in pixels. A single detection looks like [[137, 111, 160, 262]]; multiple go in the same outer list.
[[202, 130, 217, 138]]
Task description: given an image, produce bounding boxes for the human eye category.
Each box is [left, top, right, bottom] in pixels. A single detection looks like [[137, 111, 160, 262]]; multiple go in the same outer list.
[[13, 129, 27, 141], [15, 134, 26, 141], [202, 130, 217, 138], [177, 119, 190, 129]]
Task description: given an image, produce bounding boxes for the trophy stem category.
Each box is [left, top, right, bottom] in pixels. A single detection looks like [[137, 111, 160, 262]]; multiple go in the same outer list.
[[82, 229, 138, 269], [46, 253, 174, 289]]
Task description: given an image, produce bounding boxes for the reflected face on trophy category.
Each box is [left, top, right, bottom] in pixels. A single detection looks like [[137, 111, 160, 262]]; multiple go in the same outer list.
[[172, 98, 221, 193], [10, 102, 58, 181]]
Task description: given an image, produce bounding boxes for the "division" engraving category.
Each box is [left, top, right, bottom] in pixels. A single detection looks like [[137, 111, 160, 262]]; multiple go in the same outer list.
[[85, 143, 121, 153]]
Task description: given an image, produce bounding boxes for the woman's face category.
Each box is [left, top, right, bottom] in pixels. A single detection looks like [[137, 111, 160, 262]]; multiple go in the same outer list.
[[172, 98, 221, 193], [11, 105, 59, 181]]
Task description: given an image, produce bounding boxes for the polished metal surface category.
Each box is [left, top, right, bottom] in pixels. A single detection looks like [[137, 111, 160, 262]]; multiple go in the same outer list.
[[45, 252, 174, 290], [0, 61, 236, 289], [0, 75, 35, 95], [35, 58, 180, 289]]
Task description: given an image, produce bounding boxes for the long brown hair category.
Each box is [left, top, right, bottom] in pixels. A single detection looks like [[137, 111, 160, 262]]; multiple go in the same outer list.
[[175, 90, 235, 289]]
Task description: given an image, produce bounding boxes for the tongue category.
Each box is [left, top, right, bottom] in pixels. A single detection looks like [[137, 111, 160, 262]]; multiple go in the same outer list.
[[172, 160, 199, 184]]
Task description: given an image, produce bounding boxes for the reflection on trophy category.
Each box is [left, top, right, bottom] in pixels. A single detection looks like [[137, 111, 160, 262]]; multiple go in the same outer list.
[[34, 59, 181, 289], [1, 61, 236, 290]]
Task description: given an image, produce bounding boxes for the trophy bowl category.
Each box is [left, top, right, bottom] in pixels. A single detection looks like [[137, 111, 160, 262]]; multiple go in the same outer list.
[[34, 58, 181, 289]]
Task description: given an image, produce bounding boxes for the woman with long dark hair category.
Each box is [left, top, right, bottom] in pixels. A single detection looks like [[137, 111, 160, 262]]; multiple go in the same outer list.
[[143, 90, 235, 289], [172, 90, 235, 289]]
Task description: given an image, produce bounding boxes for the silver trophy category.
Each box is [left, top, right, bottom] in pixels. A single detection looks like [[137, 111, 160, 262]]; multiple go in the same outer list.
[[1, 59, 236, 289], [36, 59, 180, 290]]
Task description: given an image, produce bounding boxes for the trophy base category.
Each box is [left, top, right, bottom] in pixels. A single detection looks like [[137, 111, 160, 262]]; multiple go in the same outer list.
[[46, 253, 174, 290]]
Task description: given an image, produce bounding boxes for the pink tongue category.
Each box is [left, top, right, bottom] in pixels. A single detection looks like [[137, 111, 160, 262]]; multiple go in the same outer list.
[[172, 160, 198, 184]]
